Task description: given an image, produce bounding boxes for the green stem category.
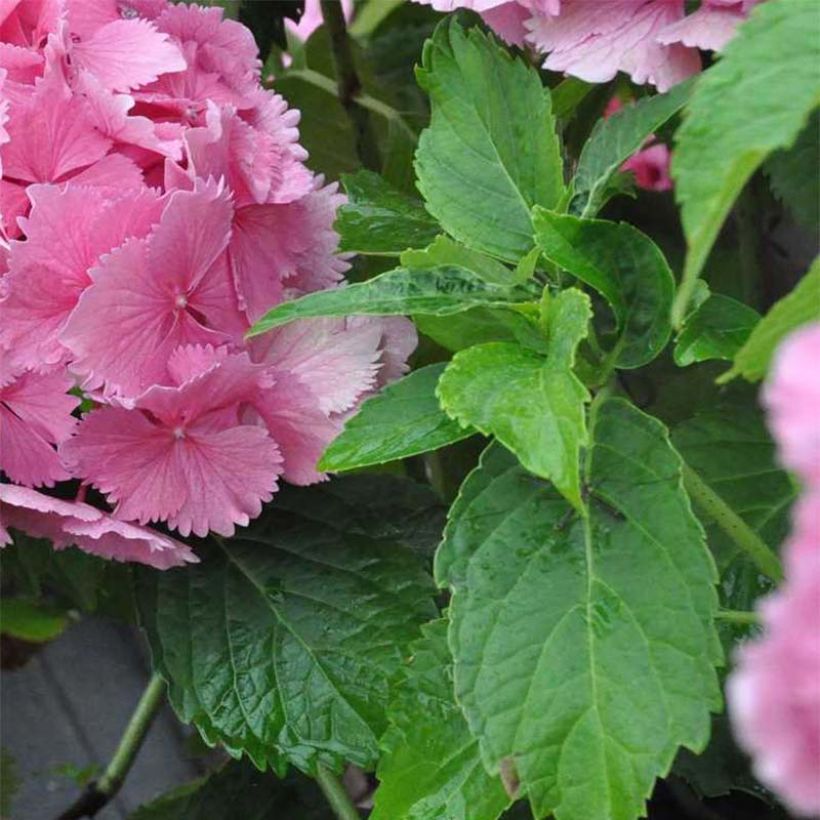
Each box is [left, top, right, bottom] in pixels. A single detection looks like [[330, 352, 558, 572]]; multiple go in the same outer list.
[[681, 463, 783, 582], [55, 674, 167, 820], [97, 673, 166, 794], [715, 609, 760, 626], [320, 0, 381, 171], [315, 764, 360, 820]]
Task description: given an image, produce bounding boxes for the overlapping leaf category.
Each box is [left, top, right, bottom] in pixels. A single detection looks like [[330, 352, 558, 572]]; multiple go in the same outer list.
[[720, 258, 820, 382], [436, 400, 722, 820], [137, 478, 438, 774], [674, 294, 760, 367], [532, 210, 674, 368], [437, 289, 591, 509], [671, 0, 820, 324], [336, 170, 440, 255], [415, 19, 564, 262], [402, 236, 519, 286], [320, 364, 475, 472], [247, 266, 535, 336], [372, 620, 511, 820], [572, 79, 693, 216]]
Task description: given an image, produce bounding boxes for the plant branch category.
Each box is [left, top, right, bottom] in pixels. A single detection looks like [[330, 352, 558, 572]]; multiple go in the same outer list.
[[55, 674, 167, 820], [315, 764, 360, 820], [681, 462, 783, 582], [320, 0, 381, 171], [716, 609, 760, 626]]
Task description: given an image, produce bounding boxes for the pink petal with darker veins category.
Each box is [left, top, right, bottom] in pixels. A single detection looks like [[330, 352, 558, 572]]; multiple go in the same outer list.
[[0, 484, 195, 568], [71, 17, 185, 93], [0, 368, 78, 486], [61, 346, 280, 536], [250, 316, 383, 416], [61, 182, 244, 396], [251, 370, 340, 486], [0, 183, 163, 369]]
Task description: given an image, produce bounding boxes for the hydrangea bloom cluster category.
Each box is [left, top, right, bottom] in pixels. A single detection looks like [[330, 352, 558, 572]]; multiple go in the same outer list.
[[0, 0, 415, 568], [416, 0, 764, 90], [728, 323, 820, 816]]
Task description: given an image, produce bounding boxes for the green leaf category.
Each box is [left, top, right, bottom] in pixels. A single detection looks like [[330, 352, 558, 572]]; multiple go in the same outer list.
[[372, 619, 511, 820], [319, 364, 476, 472], [415, 19, 565, 262], [402, 235, 518, 286], [766, 110, 820, 230], [672, 405, 795, 578], [247, 266, 535, 337], [436, 399, 722, 820], [720, 258, 820, 382], [130, 760, 332, 820], [437, 289, 591, 509], [336, 170, 440, 255], [416, 307, 547, 354], [674, 294, 760, 367], [572, 79, 693, 216], [532, 210, 675, 368], [671, 0, 820, 325], [138, 479, 437, 774], [0, 598, 68, 642]]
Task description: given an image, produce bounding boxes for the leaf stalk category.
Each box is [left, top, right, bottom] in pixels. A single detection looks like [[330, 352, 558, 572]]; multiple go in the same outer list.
[[315, 764, 360, 820]]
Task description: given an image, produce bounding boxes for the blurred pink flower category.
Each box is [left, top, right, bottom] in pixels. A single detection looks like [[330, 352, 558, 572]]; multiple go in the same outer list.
[[622, 142, 672, 191], [658, 0, 762, 52], [728, 322, 820, 815], [763, 323, 820, 487], [414, 0, 764, 88], [0, 484, 196, 569], [286, 0, 353, 43]]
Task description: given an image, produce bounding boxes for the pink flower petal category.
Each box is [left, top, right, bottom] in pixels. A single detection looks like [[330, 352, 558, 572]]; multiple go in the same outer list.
[[621, 142, 673, 191], [251, 316, 383, 416], [0, 368, 78, 486], [251, 370, 340, 486], [71, 17, 185, 93], [763, 323, 820, 486], [66, 0, 170, 40], [657, 0, 761, 52], [0, 183, 163, 369], [0, 483, 195, 568], [61, 183, 243, 396]]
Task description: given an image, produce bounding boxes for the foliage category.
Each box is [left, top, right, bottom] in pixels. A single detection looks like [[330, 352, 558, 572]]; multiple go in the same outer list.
[[6, 2, 818, 819]]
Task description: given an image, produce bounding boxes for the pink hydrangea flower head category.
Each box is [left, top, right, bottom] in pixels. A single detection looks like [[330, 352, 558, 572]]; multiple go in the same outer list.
[[0, 484, 196, 568], [763, 322, 820, 486], [61, 346, 282, 537], [61, 179, 247, 397], [728, 542, 820, 815], [657, 0, 762, 52], [0, 366, 78, 487], [0, 183, 164, 370]]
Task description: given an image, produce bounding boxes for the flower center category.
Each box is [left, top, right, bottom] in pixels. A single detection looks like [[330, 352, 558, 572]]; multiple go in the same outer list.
[[172, 426, 186, 440], [119, 5, 138, 19], [174, 293, 188, 310]]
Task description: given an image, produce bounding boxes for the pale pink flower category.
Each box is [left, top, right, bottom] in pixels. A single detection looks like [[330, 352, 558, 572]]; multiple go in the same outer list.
[[763, 323, 820, 487], [61, 346, 282, 537], [657, 0, 762, 52], [0, 484, 196, 569], [65, 0, 170, 40], [0, 183, 164, 370], [728, 541, 820, 815], [61, 181, 247, 397], [0, 366, 78, 487], [286, 0, 353, 43], [0, 0, 60, 82]]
